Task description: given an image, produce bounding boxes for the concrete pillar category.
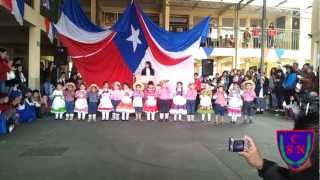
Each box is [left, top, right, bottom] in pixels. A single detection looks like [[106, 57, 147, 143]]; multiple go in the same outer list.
[[159, 13, 163, 28], [91, 0, 97, 24], [33, 0, 40, 11], [188, 14, 194, 29], [27, 0, 41, 89], [217, 16, 223, 38], [311, 0, 320, 67], [285, 15, 292, 49], [28, 26, 41, 90], [163, 0, 170, 31]]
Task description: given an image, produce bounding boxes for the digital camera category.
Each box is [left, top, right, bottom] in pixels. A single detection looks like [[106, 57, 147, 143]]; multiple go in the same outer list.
[[228, 137, 245, 152]]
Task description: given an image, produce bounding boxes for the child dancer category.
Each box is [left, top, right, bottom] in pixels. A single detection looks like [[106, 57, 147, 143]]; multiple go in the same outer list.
[[170, 82, 187, 121], [87, 84, 99, 122], [227, 83, 243, 124], [157, 80, 171, 122], [64, 82, 76, 121], [213, 85, 227, 124], [110, 82, 122, 120], [117, 83, 134, 121], [255, 77, 268, 114], [32, 90, 41, 118], [186, 83, 197, 122], [75, 83, 88, 121], [143, 81, 157, 121], [132, 82, 144, 121], [242, 81, 257, 123], [51, 83, 66, 120], [198, 83, 213, 122], [17, 92, 36, 123], [98, 81, 113, 121]]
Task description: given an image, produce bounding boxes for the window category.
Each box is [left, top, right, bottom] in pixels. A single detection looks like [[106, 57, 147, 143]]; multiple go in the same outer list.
[[250, 19, 261, 27], [239, 19, 247, 27], [170, 15, 189, 32], [222, 18, 233, 27]]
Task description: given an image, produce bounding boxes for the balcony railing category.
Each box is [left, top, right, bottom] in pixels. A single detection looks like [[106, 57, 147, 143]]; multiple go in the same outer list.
[[203, 27, 300, 50]]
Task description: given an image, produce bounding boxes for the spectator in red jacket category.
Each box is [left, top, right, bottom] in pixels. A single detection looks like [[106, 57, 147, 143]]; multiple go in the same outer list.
[[251, 25, 261, 48], [0, 48, 11, 93], [194, 73, 202, 93], [267, 23, 277, 48]]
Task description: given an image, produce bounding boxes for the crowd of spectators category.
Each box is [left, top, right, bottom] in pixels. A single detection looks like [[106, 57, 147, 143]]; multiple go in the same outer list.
[[207, 22, 283, 49], [202, 62, 319, 118], [0, 46, 319, 136]]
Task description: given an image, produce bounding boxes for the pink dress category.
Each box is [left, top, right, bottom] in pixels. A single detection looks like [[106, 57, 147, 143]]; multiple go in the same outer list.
[[74, 90, 88, 113], [117, 89, 135, 113], [143, 88, 158, 112], [227, 88, 243, 117], [98, 89, 113, 112]]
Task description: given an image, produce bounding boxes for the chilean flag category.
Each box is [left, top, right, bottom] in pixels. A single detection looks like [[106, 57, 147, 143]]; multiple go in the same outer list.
[[0, 0, 24, 25], [55, 0, 210, 89], [44, 18, 55, 43]]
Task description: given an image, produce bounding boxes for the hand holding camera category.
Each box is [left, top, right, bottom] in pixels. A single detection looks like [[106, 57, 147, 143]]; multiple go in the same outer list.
[[229, 135, 264, 170]]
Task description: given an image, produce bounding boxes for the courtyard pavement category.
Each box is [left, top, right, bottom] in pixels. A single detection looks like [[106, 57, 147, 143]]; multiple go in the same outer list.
[[0, 113, 293, 180]]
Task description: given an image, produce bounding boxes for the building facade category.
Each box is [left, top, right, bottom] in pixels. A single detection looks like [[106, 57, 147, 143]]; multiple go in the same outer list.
[[0, 0, 317, 89]]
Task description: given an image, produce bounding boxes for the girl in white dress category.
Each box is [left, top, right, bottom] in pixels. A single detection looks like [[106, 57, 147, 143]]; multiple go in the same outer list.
[[98, 82, 113, 121], [51, 83, 66, 120], [117, 83, 135, 121], [228, 83, 243, 124], [74, 84, 88, 120]]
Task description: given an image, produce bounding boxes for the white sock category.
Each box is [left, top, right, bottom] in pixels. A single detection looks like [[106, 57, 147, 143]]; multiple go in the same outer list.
[[147, 113, 150, 120], [122, 112, 125, 120], [59, 113, 63, 120], [65, 114, 69, 120], [101, 112, 105, 120], [93, 114, 96, 121], [88, 114, 92, 121], [160, 113, 164, 120], [70, 114, 74, 120], [151, 112, 155, 121], [126, 113, 129, 120], [178, 114, 182, 121], [191, 115, 195, 121], [55, 113, 59, 120], [78, 113, 81, 120], [201, 114, 205, 121], [187, 115, 190, 122], [207, 114, 211, 121], [82, 113, 86, 120], [165, 113, 169, 119], [174, 114, 177, 121], [106, 112, 109, 120], [116, 113, 120, 120]]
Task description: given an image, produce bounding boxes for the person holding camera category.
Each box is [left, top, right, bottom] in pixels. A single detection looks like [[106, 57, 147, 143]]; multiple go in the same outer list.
[[238, 101, 319, 180]]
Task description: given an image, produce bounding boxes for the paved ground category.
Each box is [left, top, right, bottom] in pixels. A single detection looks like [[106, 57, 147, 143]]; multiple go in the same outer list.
[[0, 113, 293, 180]]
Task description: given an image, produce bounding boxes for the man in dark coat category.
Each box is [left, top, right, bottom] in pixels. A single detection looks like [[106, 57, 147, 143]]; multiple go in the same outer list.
[[239, 94, 319, 180]]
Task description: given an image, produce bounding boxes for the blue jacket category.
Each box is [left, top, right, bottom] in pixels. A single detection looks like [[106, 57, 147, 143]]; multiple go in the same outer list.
[[282, 72, 297, 90]]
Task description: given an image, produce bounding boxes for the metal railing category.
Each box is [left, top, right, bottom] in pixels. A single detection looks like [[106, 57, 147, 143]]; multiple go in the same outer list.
[[203, 27, 300, 50]]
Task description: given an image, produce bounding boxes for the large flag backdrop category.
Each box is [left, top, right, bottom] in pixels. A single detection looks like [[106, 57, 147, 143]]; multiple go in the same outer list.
[[0, 0, 24, 25], [55, 0, 210, 88]]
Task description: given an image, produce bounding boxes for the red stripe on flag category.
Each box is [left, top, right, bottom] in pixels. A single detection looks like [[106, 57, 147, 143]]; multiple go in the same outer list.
[[44, 18, 50, 33], [137, 8, 190, 66], [1, 0, 12, 11], [59, 34, 133, 87]]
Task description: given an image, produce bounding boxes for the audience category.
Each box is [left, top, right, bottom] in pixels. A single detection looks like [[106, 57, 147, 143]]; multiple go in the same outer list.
[[0, 46, 318, 136]]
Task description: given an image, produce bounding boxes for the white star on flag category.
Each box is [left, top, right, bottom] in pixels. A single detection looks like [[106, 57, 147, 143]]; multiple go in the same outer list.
[[126, 25, 142, 52]]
